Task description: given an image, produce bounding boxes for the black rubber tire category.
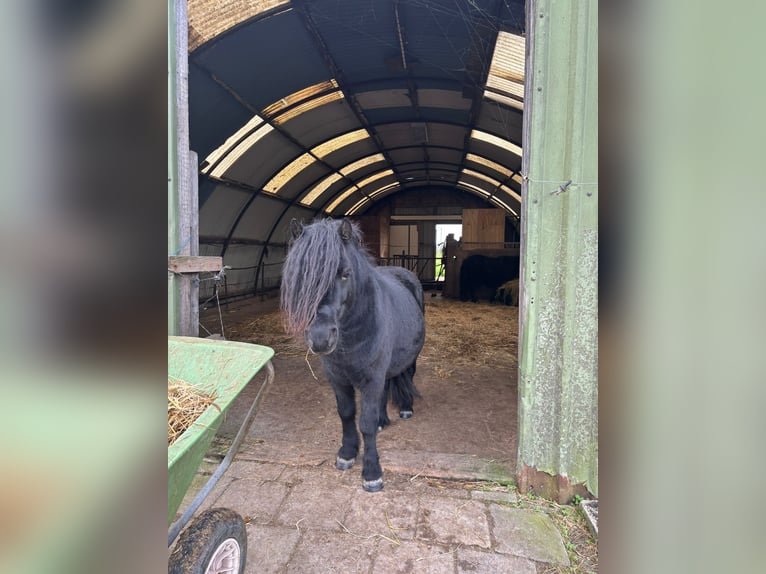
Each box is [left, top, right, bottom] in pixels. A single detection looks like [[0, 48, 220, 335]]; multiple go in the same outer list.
[[168, 508, 247, 574]]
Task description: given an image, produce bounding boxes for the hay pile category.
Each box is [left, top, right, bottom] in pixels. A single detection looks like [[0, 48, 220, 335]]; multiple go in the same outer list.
[[225, 311, 306, 357], [420, 298, 519, 372], [223, 296, 518, 373], [168, 378, 217, 446]]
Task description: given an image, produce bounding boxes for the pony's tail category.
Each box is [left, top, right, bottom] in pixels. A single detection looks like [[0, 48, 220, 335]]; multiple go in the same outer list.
[[388, 362, 421, 415]]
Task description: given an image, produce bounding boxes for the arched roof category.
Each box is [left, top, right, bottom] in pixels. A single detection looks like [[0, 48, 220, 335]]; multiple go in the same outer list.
[[188, 0, 526, 296]]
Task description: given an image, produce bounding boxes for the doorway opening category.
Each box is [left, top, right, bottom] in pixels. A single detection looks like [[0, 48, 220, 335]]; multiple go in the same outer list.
[[435, 224, 462, 281]]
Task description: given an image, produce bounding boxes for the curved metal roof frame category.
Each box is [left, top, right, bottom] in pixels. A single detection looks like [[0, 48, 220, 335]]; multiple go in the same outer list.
[[189, 0, 526, 294]]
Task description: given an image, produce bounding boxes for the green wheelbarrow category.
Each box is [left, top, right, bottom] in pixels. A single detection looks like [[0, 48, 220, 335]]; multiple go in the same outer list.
[[167, 336, 275, 574]]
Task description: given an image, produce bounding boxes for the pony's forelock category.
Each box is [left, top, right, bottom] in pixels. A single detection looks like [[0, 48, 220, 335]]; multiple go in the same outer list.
[[280, 219, 363, 337]]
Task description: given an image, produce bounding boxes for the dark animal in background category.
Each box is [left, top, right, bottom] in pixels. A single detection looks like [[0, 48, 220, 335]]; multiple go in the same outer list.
[[494, 278, 520, 306], [280, 218, 425, 492], [459, 254, 520, 303]]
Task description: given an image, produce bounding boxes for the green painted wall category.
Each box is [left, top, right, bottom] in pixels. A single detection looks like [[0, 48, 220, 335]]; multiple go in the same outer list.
[[518, 0, 598, 495]]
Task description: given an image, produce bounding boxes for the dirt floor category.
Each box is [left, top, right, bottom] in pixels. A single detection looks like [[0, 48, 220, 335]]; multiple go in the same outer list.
[[202, 291, 519, 483]]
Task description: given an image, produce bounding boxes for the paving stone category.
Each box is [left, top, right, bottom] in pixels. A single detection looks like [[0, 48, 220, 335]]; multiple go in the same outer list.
[[277, 476, 357, 530], [285, 529, 376, 573], [489, 506, 570, 566], [456, 548, 535, 573], [341, 488, 419, 541], [245, 524, 301, 574], [175, 472, 235, 520], [213, 478, 289, 525], [228, 460, 286, 481], [416, 497, 491, 549], [414, 481, 471, 499], [470, 489, 518, 504], [278, 463, 357, 488], [373, 539, 456, 574]]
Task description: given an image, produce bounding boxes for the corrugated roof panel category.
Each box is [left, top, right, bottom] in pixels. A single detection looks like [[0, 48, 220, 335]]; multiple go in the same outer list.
[[223, 131, 301, 187], [188, 0, 291, 52], [321, 140, 379, 171], [262, 79, 339, 118], [188, 63, 253, 160], [202, 113, 266, 175], [279, 102, 361, 149], [427, 170, 459, 182], [471, 129, 523, 157], [387, 148, 424, 164], [475, 103, 523, 138], [346, 197, 370, 216], [426, 147, 463, 164], [367, 182, 399, 198], [272, 90, 345, 126], [375, 123, 420, 149], [462, 168, 502, 189], [466, 153, 513, 178], [457, 180, 492, 197], [299, 172, 343, 207], [417, 89, 472, 110], [424, 123, 467, 148], [487, 75, 524, 99], [356, 169, 394, 190], [499, 183, 522, 203], [340, 154, 386, 176], [308, 0, 400, 85], [311, 129, 370, 159], [485, 91, 524, 110], [489, 32, 525, 80], [230, 194, 288, 241], [209, 122, 275, 178], [263, 152, 316, 194], [356, 89, 411, 110], [490, 195, 518, 216], [485, 31, 525, 109], [325, 187, 359, 213], [193, 11, 330, 112], [198, 186, 251, 239], [400, 169, 428, 181]]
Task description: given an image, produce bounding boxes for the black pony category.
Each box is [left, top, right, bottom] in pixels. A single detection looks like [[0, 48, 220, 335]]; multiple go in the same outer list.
[[280, 218, 425, 492]]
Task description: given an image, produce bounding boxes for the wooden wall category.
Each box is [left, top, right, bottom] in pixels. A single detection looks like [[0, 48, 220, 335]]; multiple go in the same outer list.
[[351, 216, 380, 256], [462, 209, 505, 249]]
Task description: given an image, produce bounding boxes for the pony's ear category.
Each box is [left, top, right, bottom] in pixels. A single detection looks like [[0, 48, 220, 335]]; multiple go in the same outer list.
[[339, 219, 353, 243], [289, 219, 303, 240]]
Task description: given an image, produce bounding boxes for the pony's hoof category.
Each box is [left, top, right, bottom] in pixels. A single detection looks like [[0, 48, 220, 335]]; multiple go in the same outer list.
[[336, 456, 355, 470], [362, 478, 384, 492], [400, 410, 413, 419]]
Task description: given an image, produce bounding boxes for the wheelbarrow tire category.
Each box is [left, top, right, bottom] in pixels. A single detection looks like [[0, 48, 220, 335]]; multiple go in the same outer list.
[[169, 508, 247, 574]]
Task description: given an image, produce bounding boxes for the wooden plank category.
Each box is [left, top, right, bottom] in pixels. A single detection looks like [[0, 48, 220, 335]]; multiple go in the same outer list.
[[462, 208, 505, 249], [189, 151, 200, 336], [168, 256, 223, 274]]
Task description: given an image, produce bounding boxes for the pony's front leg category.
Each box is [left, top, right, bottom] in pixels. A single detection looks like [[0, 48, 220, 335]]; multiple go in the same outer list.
[[359, 381, 385, 492], [333, 384, 359, 470]]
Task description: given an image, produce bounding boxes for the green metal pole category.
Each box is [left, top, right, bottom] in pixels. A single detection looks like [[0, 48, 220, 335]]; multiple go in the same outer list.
[[518, 0, 598, 499]]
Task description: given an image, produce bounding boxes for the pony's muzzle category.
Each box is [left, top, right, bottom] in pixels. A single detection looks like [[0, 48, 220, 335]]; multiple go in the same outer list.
[[306, 325, 338, 355]]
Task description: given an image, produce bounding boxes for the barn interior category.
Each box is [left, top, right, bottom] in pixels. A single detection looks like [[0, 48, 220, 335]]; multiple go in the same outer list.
[[185, 0, 527, 482], [170, 0, 599, 569]]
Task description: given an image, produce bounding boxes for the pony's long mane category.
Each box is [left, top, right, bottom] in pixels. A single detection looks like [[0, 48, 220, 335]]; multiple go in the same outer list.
[[280, 219, 365, 337]]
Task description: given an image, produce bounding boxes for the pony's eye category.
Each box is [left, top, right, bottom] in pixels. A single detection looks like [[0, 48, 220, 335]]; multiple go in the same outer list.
[[341, 270, 350, 280]]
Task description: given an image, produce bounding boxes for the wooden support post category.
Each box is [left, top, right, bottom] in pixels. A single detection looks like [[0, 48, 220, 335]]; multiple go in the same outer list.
[[169, 0, 205, 337]]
